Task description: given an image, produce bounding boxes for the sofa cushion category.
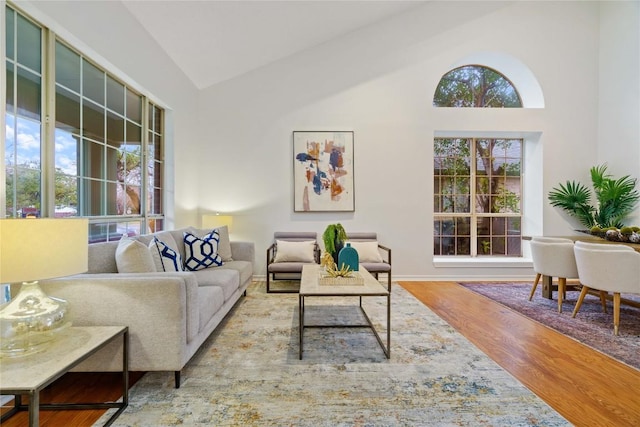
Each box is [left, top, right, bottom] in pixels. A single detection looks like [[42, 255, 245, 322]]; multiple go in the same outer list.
[[346, 241, 383, 263], [192, 268, 240, 301], [183, 231, 223, 271], [218, 260, 253, 287], [149, 236, 184, 272], [115, 237, 157, 273], [197, 285, 225, 331], [88, 241, 119, 273], [273, 240, 316, 263]]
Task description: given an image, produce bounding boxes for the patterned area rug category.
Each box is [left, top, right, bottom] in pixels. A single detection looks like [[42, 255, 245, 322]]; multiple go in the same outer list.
[[459, 282, 640, 370], [98, 282, 568, 426]]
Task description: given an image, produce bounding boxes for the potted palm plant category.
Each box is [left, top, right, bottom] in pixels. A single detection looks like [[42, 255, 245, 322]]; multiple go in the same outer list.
[[548, 164, 639, 230]]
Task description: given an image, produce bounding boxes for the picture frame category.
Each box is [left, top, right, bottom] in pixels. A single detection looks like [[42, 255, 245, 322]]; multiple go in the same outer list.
[[293, 131, 355, 212]]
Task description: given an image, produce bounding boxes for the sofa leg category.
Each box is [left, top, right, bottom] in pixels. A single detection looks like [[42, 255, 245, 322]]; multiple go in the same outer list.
[[175, 371, 181, 388]]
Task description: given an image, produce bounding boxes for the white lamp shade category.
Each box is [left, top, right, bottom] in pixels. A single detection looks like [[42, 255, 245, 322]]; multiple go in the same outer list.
[[202, 214, 233, 232], [0, 218, 89, 284]]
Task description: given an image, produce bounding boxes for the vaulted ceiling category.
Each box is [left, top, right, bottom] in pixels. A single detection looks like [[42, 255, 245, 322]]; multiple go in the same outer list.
[[122, 1, 427, 89]]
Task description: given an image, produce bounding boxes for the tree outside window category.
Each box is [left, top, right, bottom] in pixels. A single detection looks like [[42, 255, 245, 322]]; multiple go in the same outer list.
[[433, 65, 522, 108]]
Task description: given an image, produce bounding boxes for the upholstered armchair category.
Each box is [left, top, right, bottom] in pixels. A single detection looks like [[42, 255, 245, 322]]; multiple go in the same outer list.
[[345, 232, 392, 291], [572, 241, 640, 335], [266, 232, 320, 293]]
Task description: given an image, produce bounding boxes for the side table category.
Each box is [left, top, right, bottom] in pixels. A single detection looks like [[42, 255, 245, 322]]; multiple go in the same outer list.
[[0, 326, 129, 426]]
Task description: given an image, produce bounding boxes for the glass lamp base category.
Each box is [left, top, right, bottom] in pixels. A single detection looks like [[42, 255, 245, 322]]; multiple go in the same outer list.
[[0, 281, 71, 358]]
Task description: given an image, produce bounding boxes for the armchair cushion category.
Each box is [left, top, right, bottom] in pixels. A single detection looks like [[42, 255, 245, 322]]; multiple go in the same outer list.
[[273, 240, 316, 263], [346, 241, 383, 263]]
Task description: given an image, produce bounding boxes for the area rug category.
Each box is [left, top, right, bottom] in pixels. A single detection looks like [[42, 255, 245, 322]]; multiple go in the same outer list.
[[459, 282, 640, 370], [98, 282, 568, 426]]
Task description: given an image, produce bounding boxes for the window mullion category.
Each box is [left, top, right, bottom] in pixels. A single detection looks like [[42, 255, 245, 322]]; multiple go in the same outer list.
[[141, 98, 149, 227], [470, 138, 478, 256], [41, 27, 56, 217], [0, 4, 6, 219]]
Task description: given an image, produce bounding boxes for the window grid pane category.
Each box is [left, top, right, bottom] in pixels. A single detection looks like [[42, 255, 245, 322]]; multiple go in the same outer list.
[[5, 7, 164, 232], [52, 36, 165, 234], [434, 137, 522, 256], [4, 7, 43, 218]]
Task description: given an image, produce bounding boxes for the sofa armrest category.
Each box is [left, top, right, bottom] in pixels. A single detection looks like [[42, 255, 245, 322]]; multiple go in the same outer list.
[[231, 241, 255, 265], [35, 272, 200, 370]]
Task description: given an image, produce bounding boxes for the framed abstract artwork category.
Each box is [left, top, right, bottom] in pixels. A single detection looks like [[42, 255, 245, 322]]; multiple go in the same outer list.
[[293, 131, 355, 212]]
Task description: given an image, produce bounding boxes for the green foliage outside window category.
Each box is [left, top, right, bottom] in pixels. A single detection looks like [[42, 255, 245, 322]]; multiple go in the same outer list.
[[433, 65, 522, 108]]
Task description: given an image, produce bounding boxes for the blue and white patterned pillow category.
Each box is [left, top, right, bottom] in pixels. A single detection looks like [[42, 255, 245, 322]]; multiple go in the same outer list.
[[149, 237, 184, 272], [183, 230, 223, 271]]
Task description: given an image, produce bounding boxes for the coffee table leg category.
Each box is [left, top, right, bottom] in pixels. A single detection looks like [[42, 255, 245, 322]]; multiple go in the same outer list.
[[387, 293, 391, 359], [299, 294, 304, 359]]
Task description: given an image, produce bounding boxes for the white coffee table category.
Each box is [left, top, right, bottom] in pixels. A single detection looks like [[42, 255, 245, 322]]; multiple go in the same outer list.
[[299, 264, 390, 359], [0, 326, 129, 426]]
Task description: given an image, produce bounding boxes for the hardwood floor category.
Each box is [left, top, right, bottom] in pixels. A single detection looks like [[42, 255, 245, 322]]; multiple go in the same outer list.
[[2, 281, 638, 426], [400, 281, 640, 427], [0, 372, 144, 427]]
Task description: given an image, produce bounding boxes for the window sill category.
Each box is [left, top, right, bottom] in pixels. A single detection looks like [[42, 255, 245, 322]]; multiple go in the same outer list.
[[433, 257, 533, 269]]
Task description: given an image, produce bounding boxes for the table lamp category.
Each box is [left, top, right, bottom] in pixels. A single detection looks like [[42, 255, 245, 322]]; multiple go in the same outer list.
[[0, 218, 88, 357], [202, 213, 233, 233]]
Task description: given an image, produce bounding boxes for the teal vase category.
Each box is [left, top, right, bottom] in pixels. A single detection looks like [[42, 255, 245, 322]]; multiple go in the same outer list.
[[338, 243, 359, 271]]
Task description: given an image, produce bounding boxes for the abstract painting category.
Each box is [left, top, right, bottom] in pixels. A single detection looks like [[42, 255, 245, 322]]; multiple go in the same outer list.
[[293, 131, 354, 212]]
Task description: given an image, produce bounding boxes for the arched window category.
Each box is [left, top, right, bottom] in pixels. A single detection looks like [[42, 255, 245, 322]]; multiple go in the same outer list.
[[433, 65, 522, 108], [433, 65, 524, 257]]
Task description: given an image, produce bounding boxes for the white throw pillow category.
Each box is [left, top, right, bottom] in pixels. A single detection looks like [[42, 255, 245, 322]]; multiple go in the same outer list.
[[346, 241, 383, 263], [183, 230, 223, 271], [273, 240, 316, 263], [149, 237, 184, 272], [116, 237, 157, 273]]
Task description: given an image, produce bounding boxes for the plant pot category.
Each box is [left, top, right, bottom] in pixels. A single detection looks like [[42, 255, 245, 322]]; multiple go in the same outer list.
[[332, 240, 344, 264]]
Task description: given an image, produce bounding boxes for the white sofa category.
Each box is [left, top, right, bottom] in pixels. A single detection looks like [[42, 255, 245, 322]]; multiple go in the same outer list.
[[35, 226, 254, 388]]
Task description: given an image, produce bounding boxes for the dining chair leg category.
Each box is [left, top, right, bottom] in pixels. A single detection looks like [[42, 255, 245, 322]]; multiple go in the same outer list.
[[557, 277, 566, 313], [613, 293, 621, 336], [572, 286, 590, 318], [599, 291, 608, 313], [528, 273, 541, 301]]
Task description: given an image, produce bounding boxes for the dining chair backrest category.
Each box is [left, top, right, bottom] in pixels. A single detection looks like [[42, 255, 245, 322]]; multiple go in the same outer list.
[[574, 240, 635, 252], [530, 237, 578, 279], [573, 242, 640, 294]]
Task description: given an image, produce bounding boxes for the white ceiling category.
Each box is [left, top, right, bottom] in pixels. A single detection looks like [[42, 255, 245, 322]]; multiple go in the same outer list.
[[122, 1, 427, 90]]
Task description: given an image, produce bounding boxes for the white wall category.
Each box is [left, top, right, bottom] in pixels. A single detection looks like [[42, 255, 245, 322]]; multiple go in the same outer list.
[[20, 0, 202, 228], [198, 1, 623, 279], [597, 1, 640, 225], [19, 1, 638, 280]]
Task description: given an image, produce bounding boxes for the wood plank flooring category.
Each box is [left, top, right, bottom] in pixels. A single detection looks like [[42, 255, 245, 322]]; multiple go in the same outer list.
[[400, 281, 640, 427], [2, 281, 639, 426]]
